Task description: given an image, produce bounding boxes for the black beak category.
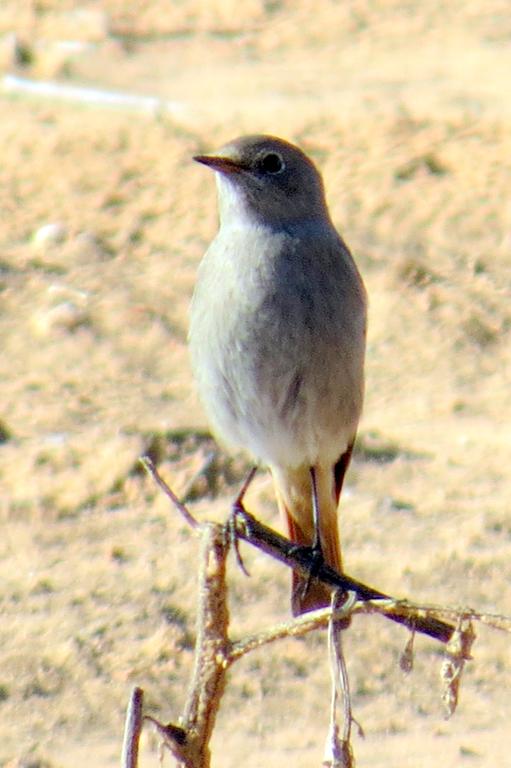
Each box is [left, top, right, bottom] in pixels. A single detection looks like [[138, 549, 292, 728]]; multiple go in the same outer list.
[[193, 154, 245, 174]]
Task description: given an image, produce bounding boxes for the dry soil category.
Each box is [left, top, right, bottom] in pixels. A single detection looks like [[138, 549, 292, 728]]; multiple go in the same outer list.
[[0, 2, 510, 767]]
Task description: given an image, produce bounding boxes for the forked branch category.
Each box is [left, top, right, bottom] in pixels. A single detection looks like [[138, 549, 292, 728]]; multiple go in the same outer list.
[[120, 458, 511, 768]]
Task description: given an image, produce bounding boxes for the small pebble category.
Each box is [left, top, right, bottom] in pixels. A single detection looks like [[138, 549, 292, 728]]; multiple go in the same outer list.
[[31, 283, 91, 336], [32, 222, 68, 250], [31, 301, 90, 335]]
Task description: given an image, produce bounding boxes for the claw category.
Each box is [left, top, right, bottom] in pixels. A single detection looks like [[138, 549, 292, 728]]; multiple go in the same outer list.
[[287, 540, 326, 601], [301, 544, 326, 601], [225, 467, 258, 577], [227, 506, 250, 576]]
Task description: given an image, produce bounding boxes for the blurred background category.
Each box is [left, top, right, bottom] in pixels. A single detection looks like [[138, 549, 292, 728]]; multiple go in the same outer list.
[[0, 1, 510, 766]]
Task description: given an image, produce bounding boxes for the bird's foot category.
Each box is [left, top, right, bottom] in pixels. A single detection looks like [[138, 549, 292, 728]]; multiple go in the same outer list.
[[226, 467, 258, 577], [226, 503, 250, 577], [288, 540, 326, 601]]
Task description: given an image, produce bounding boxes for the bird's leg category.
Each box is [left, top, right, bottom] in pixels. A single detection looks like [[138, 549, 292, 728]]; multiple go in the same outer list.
[[227, 466, 258, 575], [297, 466, 326, 601], [310, 465, 324, 557], [232, 465, 257, 513]]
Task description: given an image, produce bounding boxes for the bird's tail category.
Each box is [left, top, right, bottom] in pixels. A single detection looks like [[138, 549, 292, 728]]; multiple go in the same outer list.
[[272, 459, 347, 616]]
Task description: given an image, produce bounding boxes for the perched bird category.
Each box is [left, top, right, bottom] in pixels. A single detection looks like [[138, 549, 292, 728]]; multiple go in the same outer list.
[[189, 135, 367, 614]]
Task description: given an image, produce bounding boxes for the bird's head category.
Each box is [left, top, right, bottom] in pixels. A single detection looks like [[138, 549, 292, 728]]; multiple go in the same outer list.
[[194, 135, 329, 229]]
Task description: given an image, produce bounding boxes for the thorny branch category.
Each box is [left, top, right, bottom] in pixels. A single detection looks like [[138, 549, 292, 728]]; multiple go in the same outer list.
[[142, 455, 455, 643], [230, 504, 455, 643], [120, 458, 511, 768]]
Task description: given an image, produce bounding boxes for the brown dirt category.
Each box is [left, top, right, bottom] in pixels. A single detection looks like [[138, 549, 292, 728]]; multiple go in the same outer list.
[[0, 1, 510, 766]]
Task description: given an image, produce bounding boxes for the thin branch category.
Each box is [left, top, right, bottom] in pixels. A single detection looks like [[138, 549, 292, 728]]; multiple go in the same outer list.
[[371, 602, 511, 635], [121, 687, 144, 768], [324, 592, 356, 768], [228, 597, 356, 662], [231, 506, 456, 644], [140, 455, 199, 529], [140, 460, 456, 643], [332, 599, 354, 748]]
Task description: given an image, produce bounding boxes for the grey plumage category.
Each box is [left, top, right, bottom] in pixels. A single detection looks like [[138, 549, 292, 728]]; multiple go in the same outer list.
[[189, 135, 366, 614]]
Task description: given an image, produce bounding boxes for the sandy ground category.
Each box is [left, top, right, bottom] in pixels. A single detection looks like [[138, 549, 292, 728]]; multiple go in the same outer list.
[[0, 1, 510, 766]]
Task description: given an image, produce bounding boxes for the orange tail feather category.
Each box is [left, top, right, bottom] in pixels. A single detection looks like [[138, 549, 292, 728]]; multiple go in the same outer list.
[[272, 461, 347, 616]]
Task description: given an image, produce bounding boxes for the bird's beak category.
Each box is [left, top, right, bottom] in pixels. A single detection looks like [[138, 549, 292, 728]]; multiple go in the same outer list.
[[193, 154, 245, 175]]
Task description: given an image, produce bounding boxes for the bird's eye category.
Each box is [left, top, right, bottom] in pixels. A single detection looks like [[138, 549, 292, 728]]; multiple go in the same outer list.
[[258, 152, 285, 174]]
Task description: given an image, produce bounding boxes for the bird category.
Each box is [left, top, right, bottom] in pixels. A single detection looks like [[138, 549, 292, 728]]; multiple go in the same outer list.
[[189, 135, 367, 615]]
